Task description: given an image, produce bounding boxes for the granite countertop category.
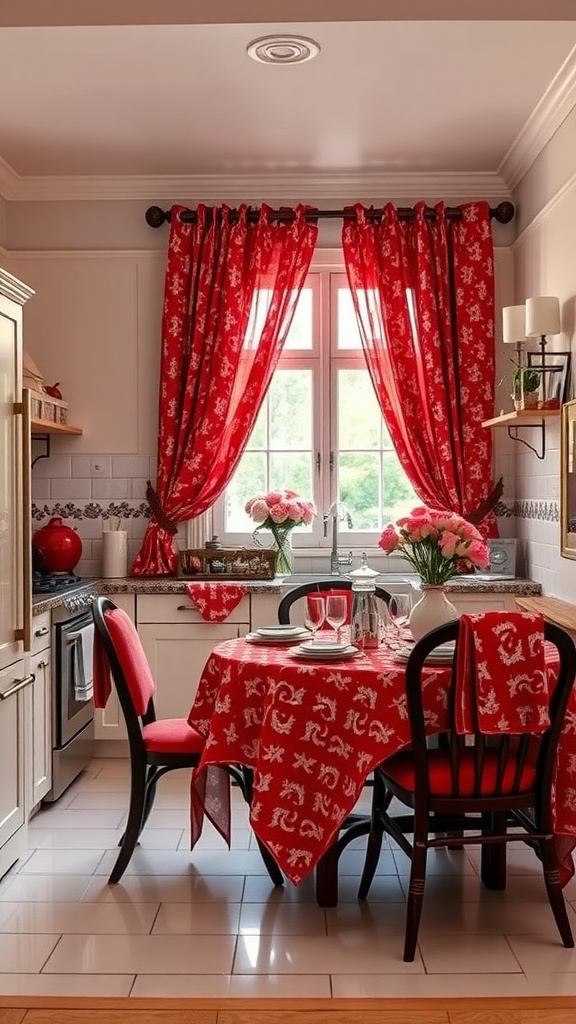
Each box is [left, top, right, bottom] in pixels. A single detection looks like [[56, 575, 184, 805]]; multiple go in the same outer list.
[[31, 574, 543, 616]]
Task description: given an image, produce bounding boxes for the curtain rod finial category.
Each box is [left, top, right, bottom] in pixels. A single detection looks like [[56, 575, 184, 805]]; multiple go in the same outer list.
[[145, 206, 168, 229], [493, 201, 515, 225]]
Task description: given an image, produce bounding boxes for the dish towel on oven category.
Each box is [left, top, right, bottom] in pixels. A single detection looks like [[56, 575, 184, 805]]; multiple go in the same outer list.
[[73, 624, 95, 702], [185, 583, 247, 622], [454, 611, 549, 735]]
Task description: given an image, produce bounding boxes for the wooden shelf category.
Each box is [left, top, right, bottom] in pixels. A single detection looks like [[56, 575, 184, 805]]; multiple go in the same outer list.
[[515, 596, 576, 634], [482, 409, 560, 428], [31, 417, 82, 436]]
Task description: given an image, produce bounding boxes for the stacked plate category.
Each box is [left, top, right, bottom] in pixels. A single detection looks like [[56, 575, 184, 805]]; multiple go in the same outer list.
[[393, 642, 455, 665], [289, 639, 361, 662], [245, 625, 310, 645]]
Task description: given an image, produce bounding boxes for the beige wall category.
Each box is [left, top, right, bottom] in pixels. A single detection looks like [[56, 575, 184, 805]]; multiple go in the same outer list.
[[506, 127, 576, 601]]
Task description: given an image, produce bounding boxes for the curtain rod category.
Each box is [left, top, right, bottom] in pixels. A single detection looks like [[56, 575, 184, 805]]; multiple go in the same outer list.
[[145, 201, 515, 229]]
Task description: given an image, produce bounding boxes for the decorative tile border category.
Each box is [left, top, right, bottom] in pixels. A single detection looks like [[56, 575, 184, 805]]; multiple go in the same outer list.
[[495, 498, 559, 522], [32, 500, 151, 523], [31, 497, 560, 526]]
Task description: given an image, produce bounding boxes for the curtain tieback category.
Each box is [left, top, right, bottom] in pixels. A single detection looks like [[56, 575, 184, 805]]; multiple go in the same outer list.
[[465, 476, 504, 525], [145, 481, 178, 535]]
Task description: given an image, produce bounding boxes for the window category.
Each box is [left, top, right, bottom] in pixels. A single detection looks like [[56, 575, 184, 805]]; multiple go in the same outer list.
[[212, 261, 417, 549]]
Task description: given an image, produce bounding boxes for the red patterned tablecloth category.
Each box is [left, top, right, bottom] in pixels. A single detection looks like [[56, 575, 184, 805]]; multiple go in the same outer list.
[[188, 636, 576, 886]]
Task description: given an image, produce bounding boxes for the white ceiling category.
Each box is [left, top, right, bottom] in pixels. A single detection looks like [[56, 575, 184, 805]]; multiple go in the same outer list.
[[0, 4, 576, 194]]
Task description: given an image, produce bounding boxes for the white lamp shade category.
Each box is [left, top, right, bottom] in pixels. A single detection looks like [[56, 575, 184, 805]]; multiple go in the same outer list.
[[525, 296, 561, 337], [502, 305, 526, 344]]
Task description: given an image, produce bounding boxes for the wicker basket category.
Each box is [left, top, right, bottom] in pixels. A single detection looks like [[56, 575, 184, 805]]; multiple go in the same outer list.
[[29, 388, 69, 425], [178, 547, 276, 580]]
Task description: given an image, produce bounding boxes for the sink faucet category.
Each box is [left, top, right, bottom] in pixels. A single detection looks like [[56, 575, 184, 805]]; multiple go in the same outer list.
[[323, 502, 353, 575]]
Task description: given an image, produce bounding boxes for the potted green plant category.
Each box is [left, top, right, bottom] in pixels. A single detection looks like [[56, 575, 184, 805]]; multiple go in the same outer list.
[[512, 366, 541, 411]]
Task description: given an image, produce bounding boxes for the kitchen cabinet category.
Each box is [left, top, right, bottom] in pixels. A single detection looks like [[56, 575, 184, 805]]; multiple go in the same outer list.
[[137, 593, 251, 721], [0, 269, 34, 671], [0, 655, 34, 879], [26, 611, 52, 811], [446, 592, 518, 614], [93, 593, 135, 744]]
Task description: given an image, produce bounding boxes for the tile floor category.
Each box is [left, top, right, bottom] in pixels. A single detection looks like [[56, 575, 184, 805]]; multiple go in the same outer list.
[[2, 758, 576, 999]]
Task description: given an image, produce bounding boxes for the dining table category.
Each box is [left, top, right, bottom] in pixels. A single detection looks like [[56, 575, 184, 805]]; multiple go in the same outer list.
[[187, 630, 576, 906]]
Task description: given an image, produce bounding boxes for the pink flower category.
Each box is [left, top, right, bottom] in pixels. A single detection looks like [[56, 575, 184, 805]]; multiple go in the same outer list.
[[249, 499, 270, 523], [438, 530, 460, 558], [379, 525, 400, 553], [465, 538, 490, 568], [269, 501, 291, 524]]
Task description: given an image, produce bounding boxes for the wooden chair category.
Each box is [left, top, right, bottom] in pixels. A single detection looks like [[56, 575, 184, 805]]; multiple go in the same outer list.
[[92, 596, 283, 887], [278, 578, 393, 906], [358, 618, 576, 961]]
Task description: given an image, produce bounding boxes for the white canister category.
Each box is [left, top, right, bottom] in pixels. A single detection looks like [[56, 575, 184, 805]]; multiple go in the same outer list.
[[102, 530, 128, 578]]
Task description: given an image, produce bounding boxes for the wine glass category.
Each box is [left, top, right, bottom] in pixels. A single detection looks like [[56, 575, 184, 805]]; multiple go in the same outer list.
[[388, 593, 414, 636], [325, 594, 347, 644], [304, 596, 326, 642]]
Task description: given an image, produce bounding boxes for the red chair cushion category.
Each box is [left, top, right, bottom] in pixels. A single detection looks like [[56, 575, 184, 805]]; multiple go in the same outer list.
[[103, 607, 156, 716], [142, 718, 206, 755], [307, 589, 353, 625], [380, 748, 537, 798]]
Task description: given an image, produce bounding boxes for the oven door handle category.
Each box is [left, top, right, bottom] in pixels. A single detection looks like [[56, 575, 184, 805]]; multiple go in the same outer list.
[[0, 673, 35, 700]]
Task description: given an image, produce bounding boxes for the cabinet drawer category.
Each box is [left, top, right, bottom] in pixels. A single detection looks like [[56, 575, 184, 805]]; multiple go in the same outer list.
[[31, 612, 51, 655], [137, 593, 250, 624]]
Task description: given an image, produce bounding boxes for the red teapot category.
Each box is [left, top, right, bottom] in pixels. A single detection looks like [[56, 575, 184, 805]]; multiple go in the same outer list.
[[32, 517, 83, 574]]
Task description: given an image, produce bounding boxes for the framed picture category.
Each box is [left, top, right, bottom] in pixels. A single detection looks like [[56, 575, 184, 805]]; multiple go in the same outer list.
[[526, 350, 572, 405]]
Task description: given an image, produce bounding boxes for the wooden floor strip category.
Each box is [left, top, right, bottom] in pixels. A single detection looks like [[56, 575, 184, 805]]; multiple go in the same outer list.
[[2, 997, 576, 1024]]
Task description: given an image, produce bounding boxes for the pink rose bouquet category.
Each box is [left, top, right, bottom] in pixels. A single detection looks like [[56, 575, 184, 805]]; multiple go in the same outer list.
[[245, 489, 317, 574], [378, 506, 490, 585]]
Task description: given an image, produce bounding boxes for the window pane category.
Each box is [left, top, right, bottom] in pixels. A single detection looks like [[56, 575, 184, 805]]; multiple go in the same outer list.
[[339, 452, 381, 529], [382, 452, 418, 523], [249, 401, 267, 449], [225, 452, 266, 531], [337, 288, 362, 350], [338, 369, 380, 449], [270, 370, 312, 448], [284, 289, 312, 350], [270, 453, 313, 507], [337, 287, 382, 349]]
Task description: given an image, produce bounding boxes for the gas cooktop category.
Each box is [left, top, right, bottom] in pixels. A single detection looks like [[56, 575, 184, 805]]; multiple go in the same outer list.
[[32, 572, 85, 595]]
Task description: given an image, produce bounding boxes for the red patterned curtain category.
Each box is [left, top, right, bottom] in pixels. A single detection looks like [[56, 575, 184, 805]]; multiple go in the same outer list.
[[133, 203, 318, 575], [341, 201, 500, 534]]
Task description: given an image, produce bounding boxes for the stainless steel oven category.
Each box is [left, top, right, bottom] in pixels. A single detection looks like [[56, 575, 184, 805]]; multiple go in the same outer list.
[[42, 583, 97, 802]]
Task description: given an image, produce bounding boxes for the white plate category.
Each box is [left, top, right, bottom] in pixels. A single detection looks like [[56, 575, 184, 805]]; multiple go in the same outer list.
[[298, 640, 350, 654], [289, 645, 361, 662], [256, 625, 306, 637], [245, 631, 310, 645], [394, 644, 455, 665]]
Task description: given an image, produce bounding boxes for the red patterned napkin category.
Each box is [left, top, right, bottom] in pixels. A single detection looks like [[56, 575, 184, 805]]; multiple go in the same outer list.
[[185, 583, 248, 622], [454, 611, 549, 735]]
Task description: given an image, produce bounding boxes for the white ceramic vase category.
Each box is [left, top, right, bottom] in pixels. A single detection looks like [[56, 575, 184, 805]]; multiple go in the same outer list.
[[409, 585, 459, 641]]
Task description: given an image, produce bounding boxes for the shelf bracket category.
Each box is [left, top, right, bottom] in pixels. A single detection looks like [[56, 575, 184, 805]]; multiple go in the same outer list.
[[507, 421, 546, 459], [31, 433, 51, 468]]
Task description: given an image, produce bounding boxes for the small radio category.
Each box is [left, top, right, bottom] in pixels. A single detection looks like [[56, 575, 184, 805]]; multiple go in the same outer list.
[[485, 538, 518, 577]]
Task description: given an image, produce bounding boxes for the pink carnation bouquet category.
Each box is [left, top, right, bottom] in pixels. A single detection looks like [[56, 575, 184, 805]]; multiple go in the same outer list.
[[378, 506, 490, 585], [245, 489, 316, 574]]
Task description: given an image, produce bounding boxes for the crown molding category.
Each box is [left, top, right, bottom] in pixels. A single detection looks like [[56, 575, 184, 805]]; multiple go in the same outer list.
[[0, 167, 509, 204], [499, 45, 576, 190]]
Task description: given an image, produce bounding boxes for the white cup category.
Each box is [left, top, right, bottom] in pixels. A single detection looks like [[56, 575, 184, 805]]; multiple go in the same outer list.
[[102, 530, 128, 578]]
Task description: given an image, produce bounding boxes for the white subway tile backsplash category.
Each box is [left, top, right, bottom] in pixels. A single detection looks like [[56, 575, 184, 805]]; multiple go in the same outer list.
[[31, 478, 50, 501], [92, 478, 131, 500], [130, 479, 149, 500], [112, 456, 151, 478], [32, 454, 72, 479], [50, 479, 92, 500]]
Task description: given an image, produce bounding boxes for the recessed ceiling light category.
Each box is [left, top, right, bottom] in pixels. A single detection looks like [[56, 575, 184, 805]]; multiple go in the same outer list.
[[246, 35, 320, 65]]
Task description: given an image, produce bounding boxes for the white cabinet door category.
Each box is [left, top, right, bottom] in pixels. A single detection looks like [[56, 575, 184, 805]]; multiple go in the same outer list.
[[250, 592, 282, 630], [0, 656, 32, 878], [448, 593, 517, 615], [138, 622, 244, 720], [94, 593, 135, 742], [27, 614, 52, 810]]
